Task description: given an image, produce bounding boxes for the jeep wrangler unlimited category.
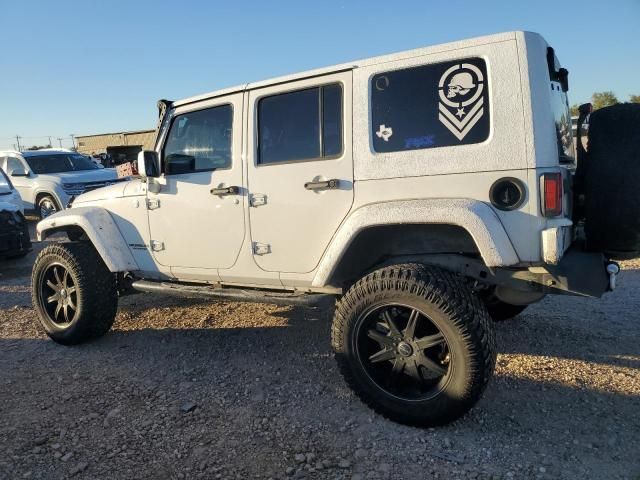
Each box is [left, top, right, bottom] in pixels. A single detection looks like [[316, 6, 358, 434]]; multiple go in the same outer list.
[[32, 32, 632, 427]]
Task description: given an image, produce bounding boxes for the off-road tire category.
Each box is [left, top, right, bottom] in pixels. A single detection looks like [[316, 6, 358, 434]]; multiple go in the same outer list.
[[479, 289, 528, 322], [584, 103, 640, 258], [332, 263, 496, 427], [31, 242, 118, 345], [485, 300, 527, 322]]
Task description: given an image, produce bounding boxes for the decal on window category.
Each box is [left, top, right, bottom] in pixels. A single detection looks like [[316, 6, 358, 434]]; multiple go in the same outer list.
[[438, 63, 486, 141], [371, 57, 490, 153]]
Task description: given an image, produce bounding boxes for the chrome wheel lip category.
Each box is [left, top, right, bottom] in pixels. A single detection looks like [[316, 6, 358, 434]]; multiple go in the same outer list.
[[38, 262, 78, 328], [39, 198, 58, 218], [353, 302, 454, 403]]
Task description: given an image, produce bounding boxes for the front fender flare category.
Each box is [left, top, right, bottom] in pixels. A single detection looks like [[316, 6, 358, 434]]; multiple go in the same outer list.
[[37, 207, 139, 273], [312, 198, 520, 287]]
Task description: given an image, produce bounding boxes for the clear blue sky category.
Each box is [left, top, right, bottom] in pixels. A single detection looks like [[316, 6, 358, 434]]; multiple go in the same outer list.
[[1, 0, 638, 150]]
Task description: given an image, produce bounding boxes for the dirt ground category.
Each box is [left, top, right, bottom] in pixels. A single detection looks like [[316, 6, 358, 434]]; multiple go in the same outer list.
[[0, 223, 638, 480]]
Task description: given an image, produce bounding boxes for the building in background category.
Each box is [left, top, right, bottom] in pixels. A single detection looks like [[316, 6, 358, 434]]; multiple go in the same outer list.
[[75, 129, 155, 162]]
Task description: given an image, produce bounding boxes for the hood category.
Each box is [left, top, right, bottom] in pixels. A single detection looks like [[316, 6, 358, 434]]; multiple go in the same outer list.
[[0, 189, 23, 213], [38, 168, 119, 184], [73, 179, 133, 204], [0, 201, 20, 213]]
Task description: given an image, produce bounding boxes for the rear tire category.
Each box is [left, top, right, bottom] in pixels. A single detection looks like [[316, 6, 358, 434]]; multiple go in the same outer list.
[[31, 242, 118, 345], [484, 299, 527, 322], [332, 263, 496, 427]]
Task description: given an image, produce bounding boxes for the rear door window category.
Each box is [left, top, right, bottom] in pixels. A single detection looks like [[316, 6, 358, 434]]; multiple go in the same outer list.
[[371, 57, 490, 153], [258, 84, 343, 164]]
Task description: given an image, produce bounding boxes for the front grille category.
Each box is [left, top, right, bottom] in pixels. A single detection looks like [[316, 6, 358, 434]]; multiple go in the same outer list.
[[62, 178, 126, 196]]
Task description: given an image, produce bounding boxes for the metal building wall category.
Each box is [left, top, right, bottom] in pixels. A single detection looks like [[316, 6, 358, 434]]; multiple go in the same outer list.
[[76, 130, 156, 154]]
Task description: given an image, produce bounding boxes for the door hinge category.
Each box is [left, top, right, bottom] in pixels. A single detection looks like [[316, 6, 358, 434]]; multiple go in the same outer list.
[[250, 193, 267, 207], [150, 240, 165, 252], [252, 242, 271, 255], [146, 198, 161, 210]]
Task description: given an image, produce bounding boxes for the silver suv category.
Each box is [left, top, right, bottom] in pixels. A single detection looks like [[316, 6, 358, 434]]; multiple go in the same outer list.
[[0, 149, 121, 218], [31, 32, 625, 427]]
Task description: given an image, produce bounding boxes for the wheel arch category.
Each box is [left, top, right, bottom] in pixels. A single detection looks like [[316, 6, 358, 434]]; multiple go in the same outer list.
[[34, 189, 63, 209], [313, 199, 520, 288], [36, 206, 139, 273]]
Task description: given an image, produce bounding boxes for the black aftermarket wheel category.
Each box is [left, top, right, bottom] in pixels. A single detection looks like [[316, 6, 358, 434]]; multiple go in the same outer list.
[[31, 242, 118, 345], [332, 263, 496, 427]]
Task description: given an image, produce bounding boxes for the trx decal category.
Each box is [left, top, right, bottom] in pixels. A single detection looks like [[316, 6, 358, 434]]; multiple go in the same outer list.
[[438, 63, 485, 141]]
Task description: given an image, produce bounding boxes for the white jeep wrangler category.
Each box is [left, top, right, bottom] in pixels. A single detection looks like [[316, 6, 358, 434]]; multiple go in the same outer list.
[[32, 32, 627, 427]]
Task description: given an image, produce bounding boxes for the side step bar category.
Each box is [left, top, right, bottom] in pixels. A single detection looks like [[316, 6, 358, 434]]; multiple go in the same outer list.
[[130, 279, 336, 308]]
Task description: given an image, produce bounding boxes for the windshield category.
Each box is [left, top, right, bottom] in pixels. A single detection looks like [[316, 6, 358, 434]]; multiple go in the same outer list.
[[24, 154, 99, 174]]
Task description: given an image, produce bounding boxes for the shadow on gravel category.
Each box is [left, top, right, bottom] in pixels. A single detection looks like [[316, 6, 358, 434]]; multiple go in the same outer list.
[[2, 297, 639, 478]]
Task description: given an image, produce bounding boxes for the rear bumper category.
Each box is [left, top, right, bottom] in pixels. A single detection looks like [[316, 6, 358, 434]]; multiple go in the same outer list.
[[541, 219, 573, 265], [534, 247, 614, 298]]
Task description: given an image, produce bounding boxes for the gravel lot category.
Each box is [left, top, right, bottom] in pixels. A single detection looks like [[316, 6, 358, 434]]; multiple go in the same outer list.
[[0, 223, 638, 480]]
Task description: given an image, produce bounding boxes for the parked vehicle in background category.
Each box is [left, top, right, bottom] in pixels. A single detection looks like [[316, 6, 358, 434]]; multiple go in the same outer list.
[[0, 149, 123, 218], [0, 170, 31, 258], [33, 31, 629, 427], [0, 168, 24, 214]]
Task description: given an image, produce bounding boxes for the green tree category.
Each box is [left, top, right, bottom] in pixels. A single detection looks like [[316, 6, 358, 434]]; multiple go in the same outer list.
[[591, 91, 619, 110], [630, 94, 640, 103], [570, 104, 580, 116]]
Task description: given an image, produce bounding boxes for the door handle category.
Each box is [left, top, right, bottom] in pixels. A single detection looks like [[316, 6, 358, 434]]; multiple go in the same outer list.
[[304, 179, 340, 191], [210, 186, 240, 196]]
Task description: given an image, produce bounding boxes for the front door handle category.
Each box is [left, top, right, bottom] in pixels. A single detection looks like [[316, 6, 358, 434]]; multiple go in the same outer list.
[[304, 179, 340, 191], [210, 186, 240, 196]]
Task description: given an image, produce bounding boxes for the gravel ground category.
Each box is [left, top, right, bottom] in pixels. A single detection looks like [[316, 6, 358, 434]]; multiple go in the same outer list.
[[0, 223, 638, 480]]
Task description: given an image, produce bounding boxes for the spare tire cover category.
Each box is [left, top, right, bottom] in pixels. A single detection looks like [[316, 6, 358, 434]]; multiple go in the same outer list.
[[584, 103, 640, 258]]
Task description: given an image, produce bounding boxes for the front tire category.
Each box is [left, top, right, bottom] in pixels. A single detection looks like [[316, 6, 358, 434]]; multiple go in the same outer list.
[[31, 242, 118, 345], [37, 195, 60, 219], [332, 264, 496, 427]]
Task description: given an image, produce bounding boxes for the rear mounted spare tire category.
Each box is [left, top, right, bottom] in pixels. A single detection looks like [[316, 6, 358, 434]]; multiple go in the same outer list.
[[584, 103, 640, 259]]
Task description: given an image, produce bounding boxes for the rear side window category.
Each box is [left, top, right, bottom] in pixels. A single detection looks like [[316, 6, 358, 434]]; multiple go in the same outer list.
[[163, 104, 233, 175], [371, 57, 490, 153], [258, 84, 343, 165], [6, 157, 24, 174]]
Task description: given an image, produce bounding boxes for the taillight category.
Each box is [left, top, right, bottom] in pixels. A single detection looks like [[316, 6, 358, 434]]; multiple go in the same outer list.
[[542, 172, 563, 217]]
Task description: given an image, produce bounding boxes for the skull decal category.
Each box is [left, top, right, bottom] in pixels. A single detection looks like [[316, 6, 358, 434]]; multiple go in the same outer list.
[[438, 63, 485, 141], [447, 72, 476, 98]]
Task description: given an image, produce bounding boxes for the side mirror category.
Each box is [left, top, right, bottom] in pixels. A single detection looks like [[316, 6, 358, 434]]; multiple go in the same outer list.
[[137, 151, 160, 179], [10, 169, 29, 177]]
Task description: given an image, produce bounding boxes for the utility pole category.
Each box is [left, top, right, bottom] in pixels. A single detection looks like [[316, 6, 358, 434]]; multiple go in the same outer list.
[[70, 133, 76, 150], [48, 136, 52, 147], [15, 135, 22, 151], [57, 137, 63, 148]]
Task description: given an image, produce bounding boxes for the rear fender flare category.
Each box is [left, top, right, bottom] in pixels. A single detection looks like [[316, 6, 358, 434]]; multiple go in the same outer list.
[[312, 198, 520, 287]]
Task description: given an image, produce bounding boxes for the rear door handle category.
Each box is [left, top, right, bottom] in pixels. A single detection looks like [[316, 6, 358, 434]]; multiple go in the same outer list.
[[304, 179, 340, 191], [210, 186, 240, 196]]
